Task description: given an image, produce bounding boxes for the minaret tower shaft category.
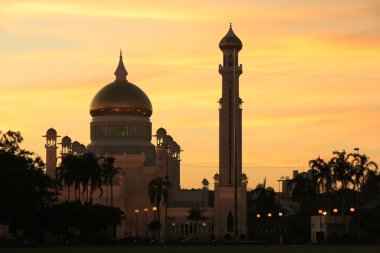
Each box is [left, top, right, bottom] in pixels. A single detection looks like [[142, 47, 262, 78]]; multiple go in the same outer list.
[[218, 24, 243, 187], [214, 24, 247, 240]]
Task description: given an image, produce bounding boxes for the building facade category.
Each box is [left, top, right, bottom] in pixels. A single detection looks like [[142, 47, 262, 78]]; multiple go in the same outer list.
[[44, 25, 247, 240]]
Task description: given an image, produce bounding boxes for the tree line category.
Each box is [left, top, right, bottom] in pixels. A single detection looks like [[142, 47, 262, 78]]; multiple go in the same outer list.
[[56, 153, 121, 206], [248, 150, 380, 243], [0, 131, 124, 242]]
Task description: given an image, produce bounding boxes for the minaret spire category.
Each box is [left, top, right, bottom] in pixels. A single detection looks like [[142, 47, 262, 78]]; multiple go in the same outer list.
[[114, 50, 128, 81]]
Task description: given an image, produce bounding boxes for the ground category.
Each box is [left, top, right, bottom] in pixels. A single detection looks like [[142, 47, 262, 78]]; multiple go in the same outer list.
[[1, 245, 380, 253]]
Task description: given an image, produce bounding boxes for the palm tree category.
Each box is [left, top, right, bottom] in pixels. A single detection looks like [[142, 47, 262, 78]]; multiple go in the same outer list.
[[252, 178, 276, 214], [330, 150, 356, 215], [101, 157, 121, 207], [309, 157, 334, 210], [360, 169, 380, 205], [148, 177, 171, 239], [56, 157, 71, 201], [56, 155, 80, 201], [81, 153, 103, 202], [330, 150, 354, 190], [187, 206, 207, 240], [351, 153, 378, 191], [309, 157, 334, 194], [289, 172, 317, 207]]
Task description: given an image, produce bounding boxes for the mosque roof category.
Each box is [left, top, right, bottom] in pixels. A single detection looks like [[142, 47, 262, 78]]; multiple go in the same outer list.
[[90, 51, 152, 117]]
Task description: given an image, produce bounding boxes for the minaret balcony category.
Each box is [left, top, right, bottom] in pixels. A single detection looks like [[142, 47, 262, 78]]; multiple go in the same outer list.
[[218, 64, 243, 75]]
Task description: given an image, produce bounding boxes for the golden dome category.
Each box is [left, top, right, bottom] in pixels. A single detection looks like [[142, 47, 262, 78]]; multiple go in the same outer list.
[[219, 24, 242, 51], [90, 52, 153, 117]]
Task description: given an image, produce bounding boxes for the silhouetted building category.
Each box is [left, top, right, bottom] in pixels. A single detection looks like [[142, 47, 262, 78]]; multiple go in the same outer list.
[[44, 25, 248, 240], [214, 24, 247, 238]]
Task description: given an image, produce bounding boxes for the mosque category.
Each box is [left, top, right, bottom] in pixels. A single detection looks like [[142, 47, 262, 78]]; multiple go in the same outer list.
[[43, 25, 248, 240]]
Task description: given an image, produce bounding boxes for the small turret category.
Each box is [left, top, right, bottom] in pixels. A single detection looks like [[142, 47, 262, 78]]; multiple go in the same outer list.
[[43, 128, 60, 178]]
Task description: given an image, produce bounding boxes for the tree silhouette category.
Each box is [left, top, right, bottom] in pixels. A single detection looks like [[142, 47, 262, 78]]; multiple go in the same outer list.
[[147, 177, 171, 240], [101, 157, 121, 207], [0, 130, 57, 238], [252, 178, 276, 214]]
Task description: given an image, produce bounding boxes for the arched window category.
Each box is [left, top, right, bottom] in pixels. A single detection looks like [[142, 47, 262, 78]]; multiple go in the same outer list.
[[227, 211, 233, 232], [228, 54, 232, 66]]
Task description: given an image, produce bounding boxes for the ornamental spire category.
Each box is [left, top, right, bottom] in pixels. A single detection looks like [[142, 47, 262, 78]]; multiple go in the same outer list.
[[114, 49, 128, 81]]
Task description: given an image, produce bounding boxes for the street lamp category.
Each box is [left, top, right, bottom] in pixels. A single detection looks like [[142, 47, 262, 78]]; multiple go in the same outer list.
[[165, 144, 170, 242], [144, 208, 148, 238], [350, 207, 358, 237], [333, 208, 338, 229], [266, 213, 272, 238], [256, 214, 261, 235], [278, 212, 284, 244], [135, 209, 139, 239], [152, 206, 157, 221], [318, 210, 323, 235]]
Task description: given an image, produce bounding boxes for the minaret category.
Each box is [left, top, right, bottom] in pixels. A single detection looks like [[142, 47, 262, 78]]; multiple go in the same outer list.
[[43, 128, 60, 178], [218, 23, 243, 188], [214, 24, 247, 239]]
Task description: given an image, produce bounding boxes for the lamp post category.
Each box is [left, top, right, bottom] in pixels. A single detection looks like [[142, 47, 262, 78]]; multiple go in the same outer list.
[[278, 212, 283, 244], [317, 209, 323, 243], [350, 207, 358, 237], [144, 208, 148, 238], [165, 144, 170, 242], [267, 213, 272, 240], [134, 209, 139, 240], [152, 206, 158, 241], [256, 214, 261, 237], [318, 209, 323, 232], [153, 206, 157, 220], [333, 208, 338, 236]]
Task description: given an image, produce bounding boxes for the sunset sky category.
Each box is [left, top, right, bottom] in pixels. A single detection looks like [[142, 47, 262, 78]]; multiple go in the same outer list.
[[1, 0, 380, 190]]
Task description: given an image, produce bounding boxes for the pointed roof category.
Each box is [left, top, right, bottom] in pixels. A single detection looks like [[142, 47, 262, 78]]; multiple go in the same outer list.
[[114, 50, 128, 81], [219, 23, 243, 51], [90, 51, 153, 118]]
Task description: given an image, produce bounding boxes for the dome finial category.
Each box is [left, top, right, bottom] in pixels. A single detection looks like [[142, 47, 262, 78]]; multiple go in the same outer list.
[[115, 50, 128, 81], [230, 22, 232, 28]]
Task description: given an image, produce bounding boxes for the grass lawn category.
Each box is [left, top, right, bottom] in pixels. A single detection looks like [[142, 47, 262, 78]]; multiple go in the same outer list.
[[1, 245, 380, 253]]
